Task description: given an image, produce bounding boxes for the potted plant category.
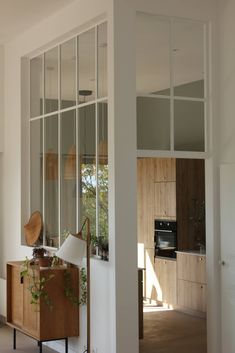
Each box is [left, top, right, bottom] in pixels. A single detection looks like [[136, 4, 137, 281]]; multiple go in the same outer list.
[[32, 247, 51, 267]]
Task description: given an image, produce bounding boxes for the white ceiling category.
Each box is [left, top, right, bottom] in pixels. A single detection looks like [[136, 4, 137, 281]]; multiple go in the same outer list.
[[0, 0, 76, 44]]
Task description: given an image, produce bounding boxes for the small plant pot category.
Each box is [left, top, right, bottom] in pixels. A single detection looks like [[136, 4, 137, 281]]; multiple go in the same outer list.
[[38, 256, 51, 268]]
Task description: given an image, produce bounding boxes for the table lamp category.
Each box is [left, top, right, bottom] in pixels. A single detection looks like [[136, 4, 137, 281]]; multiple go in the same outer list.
[[56, 217, 91, 353]]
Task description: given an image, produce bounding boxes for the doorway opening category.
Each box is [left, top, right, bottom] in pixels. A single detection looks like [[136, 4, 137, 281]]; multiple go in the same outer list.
[[137, 157, 207, 353]]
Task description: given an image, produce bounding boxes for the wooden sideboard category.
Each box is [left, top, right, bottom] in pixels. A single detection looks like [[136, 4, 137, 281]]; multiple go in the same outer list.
[[7, 261, 79, 345]]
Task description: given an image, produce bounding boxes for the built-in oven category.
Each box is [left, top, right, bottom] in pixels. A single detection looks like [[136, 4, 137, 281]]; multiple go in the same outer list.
[[154, 220, 177, 258]]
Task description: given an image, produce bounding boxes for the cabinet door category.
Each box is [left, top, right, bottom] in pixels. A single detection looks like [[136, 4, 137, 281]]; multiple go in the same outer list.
[[155, 258, 177, 307], [7, 264, 23, 327], [137, 158, 155, 248], [154, 158, 176, 182], [165, 260, 177, 307], [155, 258, 165, 302], [154, 182, 176, 219], [23, 274, 39, 338], [178, 279, 206, 313], [177, 253, 206, 284]]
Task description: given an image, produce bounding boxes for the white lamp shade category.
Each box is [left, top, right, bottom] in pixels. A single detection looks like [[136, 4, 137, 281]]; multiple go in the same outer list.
[[56, 234, 86, 267]]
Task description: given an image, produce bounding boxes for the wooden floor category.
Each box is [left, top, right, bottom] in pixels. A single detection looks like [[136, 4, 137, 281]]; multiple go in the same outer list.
[[0, 324, 57, 353], [140, 308, 207, 353], [1, 310, 206, 353]]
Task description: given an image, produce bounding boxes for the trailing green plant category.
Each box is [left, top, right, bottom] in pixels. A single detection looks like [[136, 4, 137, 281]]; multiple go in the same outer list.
[[64, 267, 87, 306], [20, 257, 54, 311]]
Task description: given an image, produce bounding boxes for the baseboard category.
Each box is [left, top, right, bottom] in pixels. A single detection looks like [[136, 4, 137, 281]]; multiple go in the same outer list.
[[175, 307, 207, 319]]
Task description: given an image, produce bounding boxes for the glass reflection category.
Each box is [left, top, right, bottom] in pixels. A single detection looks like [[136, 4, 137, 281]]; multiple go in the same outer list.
[[78, 104, 96, 237], [44, 115, 59, 247], [137, 97, 170, 150], [136, 13, 170, 95], [98, 102, 108, 243], [61, 110, 77, 240], [173, 21, 204, 98], [78, 28, 95, 103], [30, 55, 43, 118], [30, 119, 43, 245], [174, 100, 204, 151], [98, 23, 107, 98], [45, 47, 58, 113], [61, 38, 76, 109]]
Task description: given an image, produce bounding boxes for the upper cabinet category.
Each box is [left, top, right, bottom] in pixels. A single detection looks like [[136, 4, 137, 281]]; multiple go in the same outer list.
[[137, 158, 155, 248], [136, 13, 207, 153], [154, 158, 176, 182], [176, 159, 205, 250]]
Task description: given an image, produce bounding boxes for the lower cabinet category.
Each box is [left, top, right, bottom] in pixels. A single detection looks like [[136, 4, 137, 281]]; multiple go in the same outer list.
[[155, 258, 177, 308], [176, 252, 207, 317], [7, 261, 79, 341], [177, 279, 206, 313]]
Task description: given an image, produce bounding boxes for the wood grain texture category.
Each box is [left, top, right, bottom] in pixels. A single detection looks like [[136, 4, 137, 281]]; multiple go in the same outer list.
[[154, 158, 176, 182], [137, 158, 155, 248], [176, 159, 205, 250], [7, 262, 79, 341], [7, 264, 23, 327], [177, 279, 206, 314], [177, 253, 207, 316], [154, 182, 176, 219], [155, 258, 177, 307], [177, 253, 206, 284]]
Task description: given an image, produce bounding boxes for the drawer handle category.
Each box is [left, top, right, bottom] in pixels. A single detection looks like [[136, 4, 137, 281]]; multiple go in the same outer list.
[[201, 285, 203, 289]]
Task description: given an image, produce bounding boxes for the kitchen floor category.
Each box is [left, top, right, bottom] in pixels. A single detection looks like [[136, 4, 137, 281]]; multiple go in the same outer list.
[[0, 323, 57, 353], [140, 307, 207, 353]]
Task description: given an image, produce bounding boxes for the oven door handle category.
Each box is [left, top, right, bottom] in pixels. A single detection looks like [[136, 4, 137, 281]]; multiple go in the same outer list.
[[155, 229, 174, 233]]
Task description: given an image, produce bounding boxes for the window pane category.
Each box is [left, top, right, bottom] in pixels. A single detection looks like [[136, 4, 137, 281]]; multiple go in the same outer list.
[[30, 55, 43, 118], [30, 119, 43, 243], [137, 97, 170, 150], [174, 100, 205, 151], [78, 28, 95, 103], [61, 38, 76, 109], [61, 110, 77, 239], [44, 115, 59, 247], [45, 47, 58, 113], [173, 21, 204, 98], [78, 104, 96, 237], [98, 102, 108, 243], [136, 13, 170, 95], [98, 23, 107, 98]]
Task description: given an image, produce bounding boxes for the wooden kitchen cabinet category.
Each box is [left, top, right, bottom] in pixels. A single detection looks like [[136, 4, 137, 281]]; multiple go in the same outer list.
[[176, 159, 205, 250], [154, 182, 176, 219], [137, 158, 155, 248], [7, 261, 79, 341], [178, 279, 206, 313], [176, 252, 206, 317], [154, 158, 176, 182], [177, 252, 206, 284], [155, 258, 177, 307]]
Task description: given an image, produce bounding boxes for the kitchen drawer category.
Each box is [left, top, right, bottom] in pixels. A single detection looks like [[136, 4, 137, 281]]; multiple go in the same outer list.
[[178, 279, 206, 313], [177, 253, 206, 284]]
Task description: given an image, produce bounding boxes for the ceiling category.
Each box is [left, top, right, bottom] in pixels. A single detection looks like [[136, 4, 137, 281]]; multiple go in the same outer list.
[[0, 0, 76, 44]]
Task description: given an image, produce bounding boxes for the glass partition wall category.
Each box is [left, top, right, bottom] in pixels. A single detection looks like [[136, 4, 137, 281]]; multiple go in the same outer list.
[[136, 13, 207, 153], [29, 22, 108, 249]]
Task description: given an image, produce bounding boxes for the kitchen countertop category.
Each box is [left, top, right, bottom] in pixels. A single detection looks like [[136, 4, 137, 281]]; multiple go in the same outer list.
[[176, 250, 206, 257]]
